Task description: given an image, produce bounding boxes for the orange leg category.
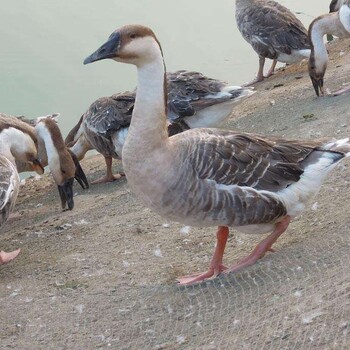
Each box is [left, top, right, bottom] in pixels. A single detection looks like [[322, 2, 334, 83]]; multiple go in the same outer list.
[[177, 226, 229, 285], [224, 216, 291, 274], [0, 248, 21, 265], [91, 156, 124, 184]]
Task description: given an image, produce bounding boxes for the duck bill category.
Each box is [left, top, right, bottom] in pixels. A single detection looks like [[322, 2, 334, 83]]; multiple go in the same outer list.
[[58, 178, 75, 211], [84, 32, 121, 64], [31, 159, 45, 175], [68, 150, 89, 189], [311, 77, 324, 97]]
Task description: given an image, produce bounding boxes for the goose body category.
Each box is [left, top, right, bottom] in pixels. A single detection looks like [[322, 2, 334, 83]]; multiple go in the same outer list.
[[69, 71, 254, 183], [0, 155, 21, 264], [308, 0, 350, 96], [35, 118, 88, 210], [84, 24, 350, 284], [235, 0, 310, 83], [0, 113, 46, 265]]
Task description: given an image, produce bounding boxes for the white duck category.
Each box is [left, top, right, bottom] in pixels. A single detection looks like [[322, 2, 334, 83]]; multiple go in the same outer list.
[[84, 24, 350, 285], [235, 0, 310, 83], [308, 0, 350, 96], [0, 116, 45, 264], [67, 71, 254, 184]]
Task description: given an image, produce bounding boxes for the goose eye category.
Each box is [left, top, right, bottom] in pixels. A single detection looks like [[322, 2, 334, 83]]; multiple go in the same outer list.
[[129, 33, 138, 39]]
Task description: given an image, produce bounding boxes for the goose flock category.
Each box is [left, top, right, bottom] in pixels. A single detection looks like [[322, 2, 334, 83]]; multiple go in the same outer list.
[[1, 0, 350, 285]]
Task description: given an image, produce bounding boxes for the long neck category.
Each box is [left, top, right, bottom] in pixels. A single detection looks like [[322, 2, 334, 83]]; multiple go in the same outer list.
[[123, 52, 168, 159], [36, 127, 58, 167], [69, 134, 92, 160], [309, 14, 344, 72]]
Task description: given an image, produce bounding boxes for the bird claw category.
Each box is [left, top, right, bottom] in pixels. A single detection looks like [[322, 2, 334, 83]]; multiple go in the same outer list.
[[177, 264, 227, 285]]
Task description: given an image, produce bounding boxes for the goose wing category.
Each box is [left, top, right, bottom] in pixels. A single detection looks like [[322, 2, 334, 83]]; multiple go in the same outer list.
[[166, 71, 240, 121], [179, 129, 319, 192], [236, 1, 310, 58], [84, 92, 135, 138]]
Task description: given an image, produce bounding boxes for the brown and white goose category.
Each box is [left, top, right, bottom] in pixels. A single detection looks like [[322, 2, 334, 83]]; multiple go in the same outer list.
[[84, 24, 350, 285], [308, 0, 350, 96], [0, 116, 46, 264], [0, 114, 45, 175], [35, 118, 88, 210], [68, 72, 254, 184], [235, 0, 310, 83]]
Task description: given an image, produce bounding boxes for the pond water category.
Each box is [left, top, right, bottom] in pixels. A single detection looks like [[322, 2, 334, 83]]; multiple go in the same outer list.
[[0, 0, 329, 135]]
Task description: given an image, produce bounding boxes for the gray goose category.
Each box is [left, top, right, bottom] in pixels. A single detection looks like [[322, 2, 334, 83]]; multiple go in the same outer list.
[[308, 0, 350, 96], [35, 117, 88, 210], [235, 0, 310, 83], [84, 24, 350, 285], [68, 71, 254, 184]]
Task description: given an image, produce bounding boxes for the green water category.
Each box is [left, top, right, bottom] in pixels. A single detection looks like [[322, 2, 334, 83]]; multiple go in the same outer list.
[[0, 0, 327, 135]]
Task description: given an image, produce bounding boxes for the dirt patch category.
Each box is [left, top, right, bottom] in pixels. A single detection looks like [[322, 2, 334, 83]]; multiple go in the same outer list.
[[1, 38, 350, 349]]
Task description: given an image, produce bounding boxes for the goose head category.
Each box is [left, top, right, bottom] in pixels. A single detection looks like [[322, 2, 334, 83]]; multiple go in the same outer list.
[[308, 55, 326, 96], [10, 131, 44, 174], [84, 24, 161, 67]]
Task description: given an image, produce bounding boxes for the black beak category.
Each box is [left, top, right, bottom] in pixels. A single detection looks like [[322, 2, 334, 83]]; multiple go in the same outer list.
[[311, 76, 324, 97], [84, 32, 121, 65], [68, 150, 89, 189], [58, 178, 75, 211]]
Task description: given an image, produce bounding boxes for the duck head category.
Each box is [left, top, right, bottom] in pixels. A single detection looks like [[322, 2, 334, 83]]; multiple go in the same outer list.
[[84, 24, 161, 67]]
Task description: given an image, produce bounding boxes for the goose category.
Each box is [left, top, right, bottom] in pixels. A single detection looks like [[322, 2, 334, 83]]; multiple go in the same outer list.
[[308, 0, 350, 96], [235, 0, 311, 84], [83, 24, 350, 285], [35, 117, 88, 210], [0, 155, 21, 264], [68, 72, 254, 184], [0, 116, 46, 265]]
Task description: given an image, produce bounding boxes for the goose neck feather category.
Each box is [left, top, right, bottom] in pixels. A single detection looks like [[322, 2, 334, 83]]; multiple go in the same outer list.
[[122, 53, 168, 172], [309, 12, 350, 73]]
